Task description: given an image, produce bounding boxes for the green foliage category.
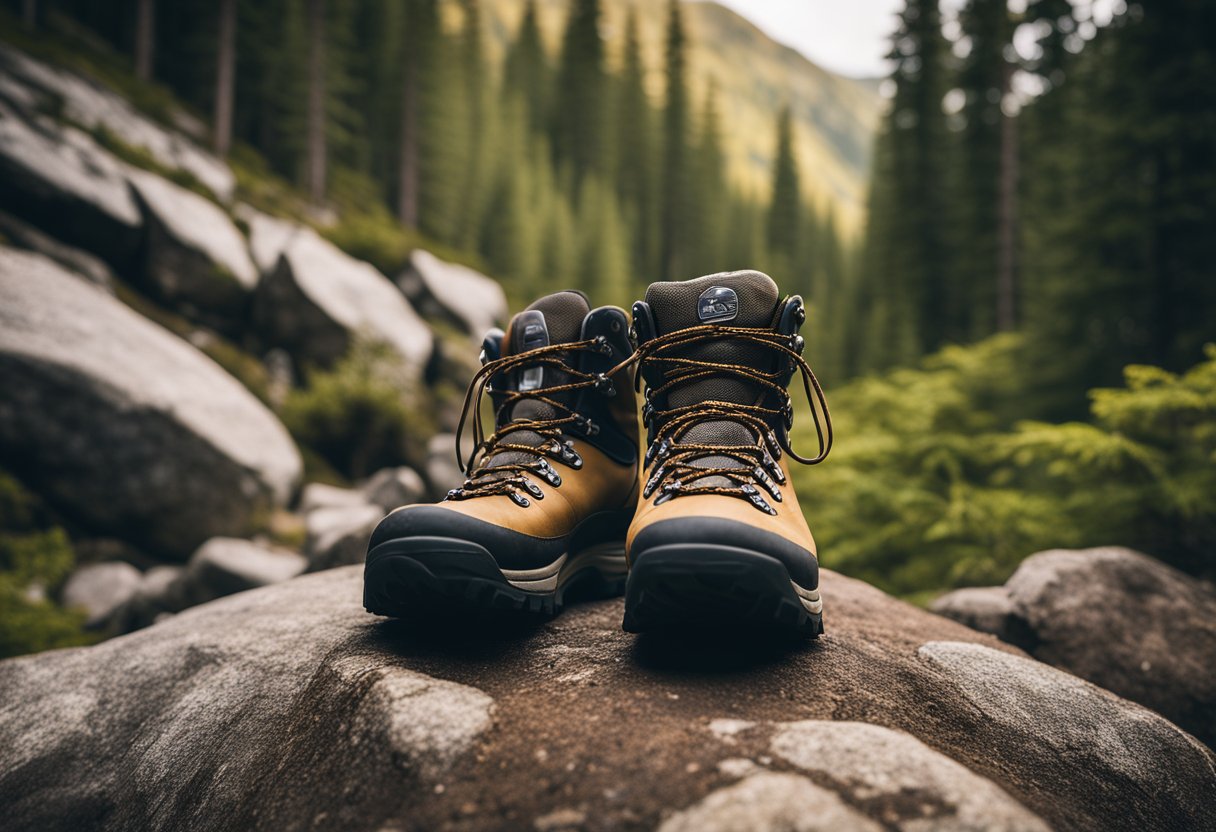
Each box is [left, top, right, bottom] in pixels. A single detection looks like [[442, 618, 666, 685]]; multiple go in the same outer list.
[[0, 470, 92, 659], [282, 340, 435, 480], [791, 339, 1216, 597]]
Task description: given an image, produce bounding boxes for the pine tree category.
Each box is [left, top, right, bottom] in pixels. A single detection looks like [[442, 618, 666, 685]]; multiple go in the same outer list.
[[688, 81, 728, 277], [767, 106, 801, 278], [576, 176, 631, 307], [134, 0, 156, 82], [660, 0, 693, 280], [212, 0, 237, 158], [305, 0, 327, 202], [503, 0, 551, 138], [553, 0, 606, 187], [614, 7, 658, 278], [953, 0, 1014, 340]]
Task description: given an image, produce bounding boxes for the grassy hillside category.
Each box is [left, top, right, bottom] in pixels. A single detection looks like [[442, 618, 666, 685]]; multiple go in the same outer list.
[[477, 0, 882, 235]]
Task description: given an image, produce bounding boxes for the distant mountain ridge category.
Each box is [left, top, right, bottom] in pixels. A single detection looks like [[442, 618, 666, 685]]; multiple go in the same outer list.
[[478, 0, 883, 235]]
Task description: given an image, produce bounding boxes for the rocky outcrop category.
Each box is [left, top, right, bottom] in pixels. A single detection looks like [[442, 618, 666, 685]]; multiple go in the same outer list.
[[397, 249, 507, 338], [0, 248, 302, 558], [128, 169, 257, 326], [0, 104, 143, 267], [0, 209, 114, 291], [933, 547, 1216, 747], [60, 562, 142, 628], [0, 43, 235, 201], [1, 567, 1212, 832], [253, 227, 433, 374], [235, 203, 300, 276]]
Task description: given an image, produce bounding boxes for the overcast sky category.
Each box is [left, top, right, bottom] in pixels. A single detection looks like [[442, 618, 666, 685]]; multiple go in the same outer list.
[[702, 0, 1121, 80]]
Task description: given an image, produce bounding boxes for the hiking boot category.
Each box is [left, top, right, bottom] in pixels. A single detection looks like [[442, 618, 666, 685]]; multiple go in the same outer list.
[[619, 271, 833, 637], [363, 290, 640, 620]]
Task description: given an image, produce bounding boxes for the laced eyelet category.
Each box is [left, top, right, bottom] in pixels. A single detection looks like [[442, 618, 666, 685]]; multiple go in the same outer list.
[[790, 334, 805, 355], [446, 488, 464, 500], [521, 479, 544, 499], [535, 459, 562, 487], [559, 441, 583, 469], [509, 491, 531, 507], [594, 373, 616, 397], [593, 335, 614, 356]]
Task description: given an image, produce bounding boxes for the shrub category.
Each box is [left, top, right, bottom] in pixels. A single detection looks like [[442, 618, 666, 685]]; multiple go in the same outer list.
[[281, 339, 434, 481], [791, 338, 1216, 598]]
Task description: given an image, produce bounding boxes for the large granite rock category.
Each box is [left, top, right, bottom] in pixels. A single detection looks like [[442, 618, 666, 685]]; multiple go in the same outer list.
[[396, 249, 507, 338], [0, 209, 115, 291], [0, 248, 302, 558], [0, 43, 235, 201], [305, 504, 383, 571], [932, 547, 1216, 747], [128, 169, 257, 326], [173, 537, 308, 608], [60, 562, 142, 628], [2, 568, 1212, 831], [0, 104, 142, 267], [234, 203, 300, 276], [253, 227, 433, 374]]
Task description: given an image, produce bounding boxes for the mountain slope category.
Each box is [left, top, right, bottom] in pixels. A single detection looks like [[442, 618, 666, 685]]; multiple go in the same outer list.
[[478, 0, 883, 235]]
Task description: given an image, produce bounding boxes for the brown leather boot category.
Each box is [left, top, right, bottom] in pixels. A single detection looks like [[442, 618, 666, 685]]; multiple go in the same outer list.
[[364, 291, 639, 619], [619, 271, 832, 637]]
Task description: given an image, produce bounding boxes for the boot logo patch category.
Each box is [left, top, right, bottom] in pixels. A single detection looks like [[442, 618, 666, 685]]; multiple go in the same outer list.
[[698, 286, 738, 323]]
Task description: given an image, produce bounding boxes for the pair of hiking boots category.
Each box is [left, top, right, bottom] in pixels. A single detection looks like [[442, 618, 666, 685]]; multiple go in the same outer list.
[[362, 270, 833, 637]]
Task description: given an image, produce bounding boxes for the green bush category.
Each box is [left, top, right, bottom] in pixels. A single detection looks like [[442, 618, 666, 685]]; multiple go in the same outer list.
[[281, 339, 434, 481], [791, 338, 1216, 598], [0, 471, 92, 658]]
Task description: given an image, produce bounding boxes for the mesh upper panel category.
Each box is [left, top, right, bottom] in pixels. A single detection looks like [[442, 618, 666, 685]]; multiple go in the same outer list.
[[644, 272, 783, 485]]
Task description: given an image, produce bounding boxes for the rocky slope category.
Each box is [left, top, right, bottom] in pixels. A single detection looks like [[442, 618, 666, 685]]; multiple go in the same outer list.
[[1, 567, 1213, 832]]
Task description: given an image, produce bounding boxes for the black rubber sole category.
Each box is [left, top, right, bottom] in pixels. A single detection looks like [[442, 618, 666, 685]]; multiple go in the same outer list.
[[363, 535, 626, 620], [622, 544, 823, 638]]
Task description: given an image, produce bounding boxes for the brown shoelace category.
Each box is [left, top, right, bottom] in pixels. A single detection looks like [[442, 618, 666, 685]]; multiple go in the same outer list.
[[609, 324, 832, 513], [451, 336, 615, 506]]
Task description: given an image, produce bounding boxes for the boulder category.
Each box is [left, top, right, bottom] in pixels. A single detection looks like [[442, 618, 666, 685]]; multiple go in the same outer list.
[[396, 249, 507, 338], [305, 504, 383, 571], [127, 169, 257, 326], [175, 537, 307, 607], [300, 482, 371, 514], [1, 568, 1212, 831], [362, 466, 425, 512], [932, 547, 1216, 748], [0, 44, 235, 201], [253, 227, 433, 375], [929, 585, 1021, 642], [59, 562, 142, 628], [0, 209, 114, 291], [424, 432, 466, 497], [235, 203, 300, 276], [115, 564, 186, 630], [0, 104, 142, 267], [0, 248, 302, 558]]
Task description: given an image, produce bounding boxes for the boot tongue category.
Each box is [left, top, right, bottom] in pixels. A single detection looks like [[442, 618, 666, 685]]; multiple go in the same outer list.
[[483, 291, 590, 472], [643, 271, 783, 482]]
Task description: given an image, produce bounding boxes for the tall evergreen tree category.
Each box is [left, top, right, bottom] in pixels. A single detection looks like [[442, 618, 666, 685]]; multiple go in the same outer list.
[[553, 0, 606, 186], [688, 81, 728, 277], [614, 7, 658, 277], [212, 0, 237, 157], [503, 0, 551, 138], [660, 0, 693, 279], [954, 0, 1014, 339], [134, 0, 155, 82], [305, 0, 327, 202], [767, 105, 801, 274]]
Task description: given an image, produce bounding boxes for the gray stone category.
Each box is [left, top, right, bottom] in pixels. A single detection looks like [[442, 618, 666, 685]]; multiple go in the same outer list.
[[930, 586, 1020, 642], [0, 44, 235, 201], [300, 482, 371, 514], [253, 227, 433, 375], [425, 432, 466, 497], [771, 721, 1048, 831], [0, 248, 302, 558], [59, 562, 142, 628], [305, 504, 383, 571], [397, 249, 507, 338], [235, 203, 300, 276], [660, 772, 882, 832], [0, 568, 494, 830], [113, 564, 187, 631], [0, 569, 1214, 830], [0, 209, 114, 291], [936, 547, 1216, 748], [363, 466, 425, 511], [0, 104, 142, 266], [128, 169, 257, 325], [178, 537, 307, 605], [919, 641, 1216, 831]]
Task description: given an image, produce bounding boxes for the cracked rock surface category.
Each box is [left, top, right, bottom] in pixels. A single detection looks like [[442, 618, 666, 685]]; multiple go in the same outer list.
[[1, 567, 1213, 831]]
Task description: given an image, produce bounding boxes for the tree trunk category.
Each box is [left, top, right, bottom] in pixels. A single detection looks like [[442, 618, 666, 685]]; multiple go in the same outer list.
[[22, 0, 36, 29], [306, 0, 327, 204], [135, 0, 156, 82], [398, 34, 419, 228], [996, 60, 1018, 332], [212, 0, 236, 158]]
